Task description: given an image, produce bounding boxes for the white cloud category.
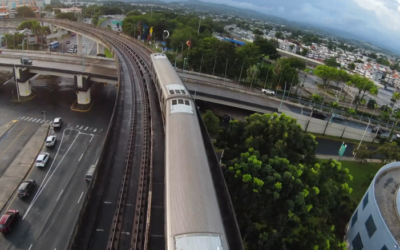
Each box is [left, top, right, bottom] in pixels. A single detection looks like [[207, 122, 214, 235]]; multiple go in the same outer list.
[[200, 0, 400, 52]]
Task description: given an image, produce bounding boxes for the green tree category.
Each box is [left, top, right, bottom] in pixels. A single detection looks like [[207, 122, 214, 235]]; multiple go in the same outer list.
[[348, 62, 356, 70], [378, 142, 400, 163], [18, 20, 40, 30], [312, 93, 323, 104], [301, 48, 309, 56], [253, 36, 280, 60], [353, 144, 373, 163], [16, 6, 36, 18], [55, 12, 77, 21], [222, 113, 352, 250], [54, 9, 61, 14], [202, 110, 220, 135], [275, 31, 283, 39], [347, 74, 378, 111], [314, 65, 336, 85], [272, 58, 299, 89], [253, 28, 264, 36], [332, 69, 349, 87], [325, 57, 340, 67]]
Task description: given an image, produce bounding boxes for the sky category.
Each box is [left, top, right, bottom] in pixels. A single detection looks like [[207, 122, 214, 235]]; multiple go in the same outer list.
[[200, 0, 400, 53]]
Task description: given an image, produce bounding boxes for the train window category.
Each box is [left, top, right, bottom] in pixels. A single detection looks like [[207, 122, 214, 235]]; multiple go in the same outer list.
[[185, 100, 190, 106], [169, 90, 174, 94], [178, 99, 184, 104], [172, 100, 177, 105], [181, 90, 186, 94]]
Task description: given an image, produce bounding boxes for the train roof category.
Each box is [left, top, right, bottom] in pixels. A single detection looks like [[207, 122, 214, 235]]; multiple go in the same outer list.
[[165, 108, 228, 249], [151, 53, 186, 90]]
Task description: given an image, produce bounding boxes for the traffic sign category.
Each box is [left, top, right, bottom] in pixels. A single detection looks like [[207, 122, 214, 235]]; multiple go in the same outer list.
[[338, 142, 347, 157]]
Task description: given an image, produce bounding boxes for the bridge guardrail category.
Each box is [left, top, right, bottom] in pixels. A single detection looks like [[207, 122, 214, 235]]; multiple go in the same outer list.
[[196, 109, 245, 250], [1, 49, 115, 61]]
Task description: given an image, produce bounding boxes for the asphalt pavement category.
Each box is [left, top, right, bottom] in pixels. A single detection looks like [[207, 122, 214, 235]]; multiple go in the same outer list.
[[0, 75, 117, 250]]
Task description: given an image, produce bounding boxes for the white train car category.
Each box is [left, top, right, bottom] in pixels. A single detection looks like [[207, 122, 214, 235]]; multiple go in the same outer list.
[[150, 53, 229, 250]]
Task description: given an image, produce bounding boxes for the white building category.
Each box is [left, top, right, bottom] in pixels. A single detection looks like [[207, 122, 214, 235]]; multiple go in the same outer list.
[[345, 162, 400, 250]]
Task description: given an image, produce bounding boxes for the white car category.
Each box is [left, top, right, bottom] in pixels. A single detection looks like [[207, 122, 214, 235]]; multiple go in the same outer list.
[[53, 117, 62, 128], [45, 135, 56, 147], [261, 89, 276, 95], [35, 152, 50, 168]]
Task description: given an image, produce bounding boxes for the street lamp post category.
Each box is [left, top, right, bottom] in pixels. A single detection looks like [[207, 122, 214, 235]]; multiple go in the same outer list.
[[180, 42, 183, 69], [353, 118, 371, 160], [263, 68, 269, 89], [199, 53, 204, 73], [224, 58, 228, 82], [174, 47, 177, 69], [250, 67, 256, 91], [183, 58, 187, 72], [41, 110, 46, 123], [212, 56, 217, 76], [279, 81, 287, 111], [238, 61, 244, 86], [82, 44, 87, 72], [13, 64, 20, 102]]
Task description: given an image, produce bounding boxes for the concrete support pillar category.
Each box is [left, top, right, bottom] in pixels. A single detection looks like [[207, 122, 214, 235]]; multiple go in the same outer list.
[[77, 34, 83, 55], [18, 81, 31, 97], [96, 43, 105, 54], [49, 24, 53, 33], [76, 88, 91, 104]]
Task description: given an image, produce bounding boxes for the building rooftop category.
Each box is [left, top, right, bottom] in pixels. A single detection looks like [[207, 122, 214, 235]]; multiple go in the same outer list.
[[374, 165, 400, 245]]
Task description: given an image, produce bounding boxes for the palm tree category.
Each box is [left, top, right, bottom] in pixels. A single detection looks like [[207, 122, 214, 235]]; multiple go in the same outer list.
[[3, 33, 13, 49], [388, 111, 400, 140]]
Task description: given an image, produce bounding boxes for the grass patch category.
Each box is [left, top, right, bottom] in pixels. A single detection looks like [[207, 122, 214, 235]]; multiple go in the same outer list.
[[98, 17, 107, 26], [311, 133, 378, 147], [104, 48, 113, 58], [321, 159, 382, 203]]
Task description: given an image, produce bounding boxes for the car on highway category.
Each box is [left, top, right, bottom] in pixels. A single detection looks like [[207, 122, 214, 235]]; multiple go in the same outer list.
[[53, 117, 62, 128], [311, 110, 327, 120], [17, 179, 36, 198], [21, 58, 32, 65], [45, 135, 56, 147], [0, 209, 19, 233], [36, 152, 50, 168], [332, 113, 344, 121], [372, 126, 386, 135], [261, 89, 275, 95], [66, 40, 70, 44]]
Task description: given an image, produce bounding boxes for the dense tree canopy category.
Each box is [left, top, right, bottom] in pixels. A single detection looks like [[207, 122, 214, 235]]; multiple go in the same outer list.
[[217, 113, 352, 250], [16, 6, 36, 18], [55, 12, 77, 21], [347, 74, 378, 110]]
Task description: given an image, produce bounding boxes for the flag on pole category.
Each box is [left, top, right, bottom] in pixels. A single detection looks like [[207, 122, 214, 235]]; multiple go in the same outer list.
[[150, 27, 153, 36], [186, 39, 191, 49]]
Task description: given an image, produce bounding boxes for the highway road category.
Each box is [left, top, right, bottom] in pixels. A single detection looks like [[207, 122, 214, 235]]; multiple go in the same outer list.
[[0, 74, 116, 249], [0, 126, 102, 250]]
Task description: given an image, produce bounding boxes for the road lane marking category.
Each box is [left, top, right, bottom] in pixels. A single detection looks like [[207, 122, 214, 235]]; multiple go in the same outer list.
[[95, 158, 98, 165], [25, 129, 94, 219], [79, 153, 83, 161], [56, 189, 64, 201], [84, 126, 89, 131], [104, 201, 111, 204], [77, 192, 84, 204], [79, 126, 83, 130], [96, 229, 104, 231], [28, 244, 33, 250], [0, 125, 29, 160], [90, 136, 93, 142], [93, 129, 97, 132]]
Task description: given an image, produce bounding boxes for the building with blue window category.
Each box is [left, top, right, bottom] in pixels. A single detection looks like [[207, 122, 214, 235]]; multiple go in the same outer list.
[[346, 162, 400, 250]]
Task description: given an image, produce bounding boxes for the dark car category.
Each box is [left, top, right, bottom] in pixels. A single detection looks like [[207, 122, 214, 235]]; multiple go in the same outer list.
[[311, 110, 327, 120], [21, 58, 32, 65], [372, 126, 386, 135], [17, 179, 36, 198], [0, 209, 19, 233], [73, 45, 77, 49], [66, 40, 70, 44]]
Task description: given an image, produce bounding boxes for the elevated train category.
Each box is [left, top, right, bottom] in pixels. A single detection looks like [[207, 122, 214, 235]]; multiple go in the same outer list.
[[150, 53, 229, 250]]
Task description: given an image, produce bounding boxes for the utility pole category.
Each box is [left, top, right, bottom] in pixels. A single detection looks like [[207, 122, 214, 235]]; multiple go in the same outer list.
[[250, 68, 256, 91], [238, 61, 244, 86], [199, 53, 203, 73], [212, 56, 217, 75], [174, 47, 177, 69], [279, 81, 287, 111], [352, 118, 371, 161], [263, 68, 269, 89], [224, 58, 228, 82]]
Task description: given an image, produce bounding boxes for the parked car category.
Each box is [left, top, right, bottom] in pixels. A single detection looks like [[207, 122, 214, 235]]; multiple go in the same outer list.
[[21, 58, 32, 65], [73, 45, 77, 49], [332, 113, 344, 121], [36, 152, 50, 168], [45, 135, 56, 147], [0, 210, 19, 233], [53, 117, 62, 128], [261, 89, 275, 95], [66, 41, 70, 44], [17, 179, 36, 198], [68, 48, 74, 53]]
